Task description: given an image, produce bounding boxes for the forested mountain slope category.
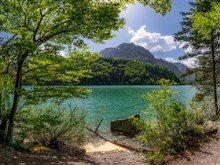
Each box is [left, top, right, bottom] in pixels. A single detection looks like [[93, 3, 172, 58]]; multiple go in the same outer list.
[[80, 58, 182, 85]]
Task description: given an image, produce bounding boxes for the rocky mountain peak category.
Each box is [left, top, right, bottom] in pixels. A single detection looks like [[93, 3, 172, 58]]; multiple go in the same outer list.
[[100, 43, 188, 77]]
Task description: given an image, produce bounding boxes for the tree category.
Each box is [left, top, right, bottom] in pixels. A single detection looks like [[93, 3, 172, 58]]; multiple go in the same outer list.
[[175, 0, 220, 115], [0, 0, 171, 143], [191, 0, 220, 115]]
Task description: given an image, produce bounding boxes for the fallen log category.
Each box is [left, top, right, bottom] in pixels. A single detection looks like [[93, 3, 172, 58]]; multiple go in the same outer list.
[[85, 127, 150, 153]]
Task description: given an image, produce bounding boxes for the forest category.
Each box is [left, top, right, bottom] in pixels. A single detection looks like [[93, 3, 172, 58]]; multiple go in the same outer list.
[[81, 58, 182, 85]]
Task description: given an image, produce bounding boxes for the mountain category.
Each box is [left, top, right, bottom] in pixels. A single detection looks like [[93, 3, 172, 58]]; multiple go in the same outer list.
[[100, 43, 156, 63], [100, 43, 188, 77]]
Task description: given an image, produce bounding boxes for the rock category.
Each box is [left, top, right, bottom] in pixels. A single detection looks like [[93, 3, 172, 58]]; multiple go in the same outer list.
[[111, 114, 140, 137], [205, 121, 218, 134]]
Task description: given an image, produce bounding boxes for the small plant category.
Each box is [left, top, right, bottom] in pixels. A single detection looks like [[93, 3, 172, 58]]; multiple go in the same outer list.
[[133, 79, 206, 164], [15, 105, 86, 149]]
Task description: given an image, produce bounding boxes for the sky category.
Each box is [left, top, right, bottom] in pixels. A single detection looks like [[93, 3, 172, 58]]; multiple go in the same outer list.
[[87, 0, 195, 67]]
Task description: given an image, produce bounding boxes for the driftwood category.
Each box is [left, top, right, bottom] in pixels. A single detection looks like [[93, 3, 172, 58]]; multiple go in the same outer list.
[[85, 127, 150, 153], [95, 118, 103, 132]]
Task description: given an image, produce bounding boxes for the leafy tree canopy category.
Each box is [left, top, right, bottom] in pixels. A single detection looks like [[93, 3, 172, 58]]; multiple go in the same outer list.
[[192, 0, 220, 39], [0, 0, 172, 142], [0, 0, 171, 45], [184, 0, 220, 114]]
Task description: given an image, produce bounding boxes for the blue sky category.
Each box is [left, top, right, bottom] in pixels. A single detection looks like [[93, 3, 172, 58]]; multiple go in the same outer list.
[[87, 0, 195, 67]]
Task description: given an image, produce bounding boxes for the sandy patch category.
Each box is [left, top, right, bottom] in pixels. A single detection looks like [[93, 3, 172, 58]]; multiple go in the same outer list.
[[84, 141, 127, 153]]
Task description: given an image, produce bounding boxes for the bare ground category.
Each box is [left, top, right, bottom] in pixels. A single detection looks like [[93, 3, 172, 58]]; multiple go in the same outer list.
[[0, 144, 146, 165], [88, 131, 220, 165], [1, 123, 220, 165], [0, 145, 97, 165], [167, 123, 220, 165]]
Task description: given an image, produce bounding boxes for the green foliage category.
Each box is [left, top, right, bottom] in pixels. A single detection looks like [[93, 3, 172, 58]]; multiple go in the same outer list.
[[0, 0, 171, 142], [0, 74, 13, 139], [136, 0, 171, 15], [192, 0, 220, 39], [133, 79, 206, 164], [210, 114, 220, 121], [21, 50, 99, 105], [191, 94, 220, 122], [175, 0, 220, 115], [146, 150, 165, 165], [23, 50, 99, 85], [0, 0, 171, 48], [0, 74, 12, 116], [81, 58, 181, 85], [15, 105, 86, 147]]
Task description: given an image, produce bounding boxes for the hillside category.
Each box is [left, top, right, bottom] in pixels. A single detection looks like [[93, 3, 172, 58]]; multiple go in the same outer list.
[[80, 58, 182, 85], [100, 43, 188, 77]]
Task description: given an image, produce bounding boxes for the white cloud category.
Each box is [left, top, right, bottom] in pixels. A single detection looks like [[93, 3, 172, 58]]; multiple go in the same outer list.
[[163, 57, 196, 68], [179, 42, 193, 54], [181, 58, 196, 68], [163, 57, 179, 63], [128, 26, 179, 52], [128, 25, 197, 68]]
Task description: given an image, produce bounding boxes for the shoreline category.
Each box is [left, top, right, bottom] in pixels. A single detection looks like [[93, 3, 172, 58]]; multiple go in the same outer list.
[[83, 132, 146, 153], [84, 140, 127, 153]]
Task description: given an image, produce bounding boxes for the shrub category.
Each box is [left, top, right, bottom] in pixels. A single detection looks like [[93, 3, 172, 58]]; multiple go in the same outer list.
[[133, 79, 206, 164], [191, 96, 215, 121], [15, 105, 86, 148]]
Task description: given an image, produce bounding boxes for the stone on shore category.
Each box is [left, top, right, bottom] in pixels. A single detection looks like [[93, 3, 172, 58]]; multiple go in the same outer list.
[[111, 114, 140, 137]]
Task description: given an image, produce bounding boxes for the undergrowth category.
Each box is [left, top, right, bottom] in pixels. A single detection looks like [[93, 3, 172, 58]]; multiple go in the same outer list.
[[133, 79, 207, 164]]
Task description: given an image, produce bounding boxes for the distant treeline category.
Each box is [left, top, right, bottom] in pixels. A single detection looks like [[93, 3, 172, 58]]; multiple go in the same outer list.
[[80, 58, 182, 85]]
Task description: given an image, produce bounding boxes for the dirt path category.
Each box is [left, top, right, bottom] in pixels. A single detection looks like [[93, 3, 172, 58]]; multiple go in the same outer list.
[[166, 122, 220, 165], [1, 138, 220, 165], [0, 145, 98, 165], [89, 150, 146, 165], [86, 134, 220, 165], [1, 124, 220, 165], [87, 122, 220, 165], [168, 133, 220, 165]]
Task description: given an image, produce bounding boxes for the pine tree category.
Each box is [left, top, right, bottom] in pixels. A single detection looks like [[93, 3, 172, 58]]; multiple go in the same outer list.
[[175, 0, 220, 115]]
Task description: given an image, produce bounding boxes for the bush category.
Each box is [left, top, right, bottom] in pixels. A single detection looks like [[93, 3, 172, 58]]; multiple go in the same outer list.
[[133, 79, 206, 164], [15, 105, 86, 148], [190, 95, 216, 122]]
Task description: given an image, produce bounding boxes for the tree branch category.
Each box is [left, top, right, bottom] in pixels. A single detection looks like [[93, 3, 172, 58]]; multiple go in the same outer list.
[[33, 9, 46, 42], [38, 22, 85, 45], [41, 20, 72, 39], [22, 62, 60, 76], [24, 16, 35, 33]]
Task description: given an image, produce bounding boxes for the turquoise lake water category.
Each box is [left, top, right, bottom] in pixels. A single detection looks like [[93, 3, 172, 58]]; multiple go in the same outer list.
[[61, 85, 196, 132]]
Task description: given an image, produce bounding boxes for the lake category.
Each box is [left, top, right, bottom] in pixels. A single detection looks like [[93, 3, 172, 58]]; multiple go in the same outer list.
[[61, 85, 196, 132]]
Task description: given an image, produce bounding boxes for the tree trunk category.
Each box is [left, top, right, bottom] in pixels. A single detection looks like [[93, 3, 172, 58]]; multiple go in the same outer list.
[[6, 51, 28, 143], [211, 32, 219, 115], [0, 117, 8, 142]]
